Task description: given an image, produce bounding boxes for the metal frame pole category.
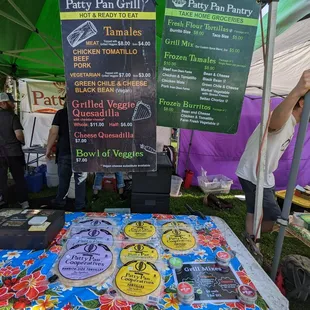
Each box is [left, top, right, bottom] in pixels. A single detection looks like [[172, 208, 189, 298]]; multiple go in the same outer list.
[[7, 0, 63, 62], [2, 52, 63, 68], [253, 1, 279, 240], [185, 130, 194, 171], [271, 92, 310, 281], [253, 0, 278, 238]]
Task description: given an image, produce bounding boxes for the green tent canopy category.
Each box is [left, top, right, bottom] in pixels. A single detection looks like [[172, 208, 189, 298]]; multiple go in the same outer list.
[[0, 0, 309, 81]]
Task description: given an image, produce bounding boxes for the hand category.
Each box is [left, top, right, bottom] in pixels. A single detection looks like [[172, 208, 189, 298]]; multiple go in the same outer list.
[[294, 70, 310, 97], [46, 148, 53, 160]]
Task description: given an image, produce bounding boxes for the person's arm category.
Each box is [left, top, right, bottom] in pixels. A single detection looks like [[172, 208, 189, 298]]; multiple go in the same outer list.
[[12, 114, 25, 145], [269, 70, 310, 131], [46, 111, 61, 159], [46, 125, 59, 159], [14, 130, 25, 145]]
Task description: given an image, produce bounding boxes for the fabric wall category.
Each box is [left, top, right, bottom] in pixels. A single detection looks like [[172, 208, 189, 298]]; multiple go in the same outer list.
[[177, 97, 310, 190]]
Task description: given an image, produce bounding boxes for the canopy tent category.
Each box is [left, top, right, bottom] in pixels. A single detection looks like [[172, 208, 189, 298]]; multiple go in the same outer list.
[[0, 0, 308, 82], [247, 16, 310, 96], [0, 0, 64, 80]]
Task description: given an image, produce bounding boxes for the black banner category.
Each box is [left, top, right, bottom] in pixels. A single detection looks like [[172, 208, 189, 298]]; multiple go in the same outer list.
[[59, 0, 156, 172]]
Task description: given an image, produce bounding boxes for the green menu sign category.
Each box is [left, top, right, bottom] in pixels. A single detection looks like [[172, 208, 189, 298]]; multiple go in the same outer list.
[[157, 0, 259, 133]]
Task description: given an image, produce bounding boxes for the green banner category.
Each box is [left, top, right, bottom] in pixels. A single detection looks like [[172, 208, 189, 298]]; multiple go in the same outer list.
[[157, 0, 259, 133]]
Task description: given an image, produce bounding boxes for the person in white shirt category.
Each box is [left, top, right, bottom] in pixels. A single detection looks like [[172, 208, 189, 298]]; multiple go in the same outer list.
[[236, 70, 310, 236]]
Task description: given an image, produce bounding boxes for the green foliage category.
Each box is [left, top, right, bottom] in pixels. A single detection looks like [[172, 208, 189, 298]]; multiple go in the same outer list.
[[132, 304, 146, 310], [16, 268, 27, 280], [76, 297, 100, 309], [44, 289, 60, 297]]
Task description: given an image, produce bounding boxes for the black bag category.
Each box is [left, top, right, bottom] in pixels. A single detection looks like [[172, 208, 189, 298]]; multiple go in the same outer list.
[[282, 254, 310, 301], [163, 145, 176, 174]]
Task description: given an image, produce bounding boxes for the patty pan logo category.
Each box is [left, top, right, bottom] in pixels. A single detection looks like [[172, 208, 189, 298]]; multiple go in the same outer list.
[[172, 0, 187, 8]]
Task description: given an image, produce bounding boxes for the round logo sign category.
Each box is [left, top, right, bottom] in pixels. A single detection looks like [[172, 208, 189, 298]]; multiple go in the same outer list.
[[120, 243, 159, 264], [162, 229, 196, 251], [216, 251, 231, 261], [177, 282, 194, 295], [115, 260, 161, 297], [124, 221, 156, 239]]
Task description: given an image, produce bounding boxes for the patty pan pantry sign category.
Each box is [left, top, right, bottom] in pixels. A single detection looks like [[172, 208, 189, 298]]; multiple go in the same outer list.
[[59, 0, 156, 172], [157, 0, 259, 133]]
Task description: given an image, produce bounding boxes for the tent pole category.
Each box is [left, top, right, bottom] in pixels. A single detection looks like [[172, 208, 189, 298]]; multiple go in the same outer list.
[[24, 76, 64, 80], [0, 10, 33, 31], [7, 0, 38, 30], [2, 52, 63, 68], [36, 34, 64, 63], [253, 1, 279, 241], [7, 0, 63, 63], [185, 130, 194, 171], [0, 70, 8, 76], [5, 47, 62, 54], [0, 9, 60, 45], [271, 93, 310, 281]]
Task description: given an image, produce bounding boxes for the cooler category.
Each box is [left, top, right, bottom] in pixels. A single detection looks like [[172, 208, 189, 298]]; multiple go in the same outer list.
[[0, 209, 65, 250], [132, 152, 172, 194]]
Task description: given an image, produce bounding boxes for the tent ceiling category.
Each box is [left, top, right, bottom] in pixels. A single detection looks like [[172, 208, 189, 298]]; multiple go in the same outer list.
[[0, 0, 64, 80], [0, 0, 309, 86], [0, 0, 167, 81], [247, 17, 310, 96]]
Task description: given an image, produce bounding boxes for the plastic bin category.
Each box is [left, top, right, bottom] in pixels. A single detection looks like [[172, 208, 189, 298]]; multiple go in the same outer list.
[[198, 174, 233, 194], [25, 173, 43, 193], [46, 158, 58, 175], [170, 175, 183, 197], [46, 173, 59, 188], [35, 165, 47, 185], [67, 176, 75, 199], [102, 176, 117, 192]]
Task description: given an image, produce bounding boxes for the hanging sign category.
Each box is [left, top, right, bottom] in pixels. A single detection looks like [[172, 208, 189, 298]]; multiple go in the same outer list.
[[157, 0, 259, 133], [27, 82, 65, 114], [59, 0, 157, 172]]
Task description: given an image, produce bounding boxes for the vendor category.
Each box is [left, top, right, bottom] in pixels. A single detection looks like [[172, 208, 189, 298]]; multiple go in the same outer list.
[[0, 93, 29, 208], [92, 172, 125, 202], [236, 70, 310, 236], [46, 97, 87, 211]]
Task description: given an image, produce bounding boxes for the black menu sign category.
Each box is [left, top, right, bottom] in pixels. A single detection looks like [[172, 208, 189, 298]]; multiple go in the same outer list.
[[59, 0, 156, 172], [173, 262, 240, 302]]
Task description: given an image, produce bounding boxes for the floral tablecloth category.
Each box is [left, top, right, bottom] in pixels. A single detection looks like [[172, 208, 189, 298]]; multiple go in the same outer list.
[[0, 213, 269, 310]]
